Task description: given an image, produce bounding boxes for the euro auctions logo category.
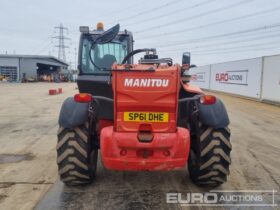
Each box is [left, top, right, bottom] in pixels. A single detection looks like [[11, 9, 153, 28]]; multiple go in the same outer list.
[[167, 192, 218, 204], [191, 72, 205, 82], [166, 190, 277, 207], [215, 70, 248, 85]]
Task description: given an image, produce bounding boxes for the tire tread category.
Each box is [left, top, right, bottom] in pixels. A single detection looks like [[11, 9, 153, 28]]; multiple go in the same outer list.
[[57, 124, 94, 185], [189, 125, 231, 187]]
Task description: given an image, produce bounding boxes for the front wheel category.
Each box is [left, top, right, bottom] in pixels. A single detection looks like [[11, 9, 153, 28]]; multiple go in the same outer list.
[[56, 123, 97, 185], [188, 123, 232, 187]]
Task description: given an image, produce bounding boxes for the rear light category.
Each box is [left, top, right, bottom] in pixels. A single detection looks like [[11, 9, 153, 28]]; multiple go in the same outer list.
[[200, 95, 216, 105], [74, 93, 93, 103]]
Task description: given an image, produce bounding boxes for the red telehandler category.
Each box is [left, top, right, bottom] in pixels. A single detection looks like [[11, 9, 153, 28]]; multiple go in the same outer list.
[[57, 23, 231, 187]]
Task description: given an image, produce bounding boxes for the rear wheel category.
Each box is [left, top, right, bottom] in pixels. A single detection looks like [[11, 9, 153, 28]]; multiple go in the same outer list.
[[188, 123, 231, 187], [56, 122, 97, 185]]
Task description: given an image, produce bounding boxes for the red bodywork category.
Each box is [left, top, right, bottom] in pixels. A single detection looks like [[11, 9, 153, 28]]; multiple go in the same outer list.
[[100, 64, 190, 170], [181, 82, 203, 94]]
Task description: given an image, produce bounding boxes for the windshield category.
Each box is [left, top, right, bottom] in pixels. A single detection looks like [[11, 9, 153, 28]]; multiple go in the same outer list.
[[81, 35, 129, 74]]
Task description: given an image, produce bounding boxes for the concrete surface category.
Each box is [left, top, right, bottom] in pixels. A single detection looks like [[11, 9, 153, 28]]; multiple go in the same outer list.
[[0, 83, 76, 210], [0, 83, 279, 210]]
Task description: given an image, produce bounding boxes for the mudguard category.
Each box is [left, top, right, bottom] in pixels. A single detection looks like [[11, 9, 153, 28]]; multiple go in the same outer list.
[[58, 97, 89, 128], [198, 98, 229, 128], [181, 82, 203, 94]]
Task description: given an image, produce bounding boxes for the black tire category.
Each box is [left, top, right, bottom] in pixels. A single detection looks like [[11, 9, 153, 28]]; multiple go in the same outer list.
[[188, 123, 232, 187], [56, 122, 97, 186]]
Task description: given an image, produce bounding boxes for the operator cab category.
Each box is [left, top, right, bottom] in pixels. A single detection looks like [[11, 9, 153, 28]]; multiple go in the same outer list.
[[78, 23, 133, 74], [77, 23, 133, 120]]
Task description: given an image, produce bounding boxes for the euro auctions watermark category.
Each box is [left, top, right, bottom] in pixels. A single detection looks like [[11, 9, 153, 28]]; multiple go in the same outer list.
[[166, 190, 278, 207]]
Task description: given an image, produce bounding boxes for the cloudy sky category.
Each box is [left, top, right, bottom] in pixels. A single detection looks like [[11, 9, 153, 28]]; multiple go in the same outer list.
[[1, 0, 280, 67]]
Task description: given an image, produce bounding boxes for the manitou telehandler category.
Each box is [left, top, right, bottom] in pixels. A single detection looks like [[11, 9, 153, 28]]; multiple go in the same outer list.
[[57, 23, 231, 187]]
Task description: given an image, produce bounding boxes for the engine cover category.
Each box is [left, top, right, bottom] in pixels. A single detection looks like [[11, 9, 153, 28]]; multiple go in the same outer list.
[[112, 64, 181, 133]]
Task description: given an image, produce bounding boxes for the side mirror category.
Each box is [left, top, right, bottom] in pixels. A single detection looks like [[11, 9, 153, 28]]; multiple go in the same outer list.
[[182, 52, 191, 65], [190, 64, 197, 68], [95, 24, 120, 44]]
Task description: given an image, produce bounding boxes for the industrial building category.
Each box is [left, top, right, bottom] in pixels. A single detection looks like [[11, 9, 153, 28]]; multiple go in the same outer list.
[[0, 54, 68, 82]]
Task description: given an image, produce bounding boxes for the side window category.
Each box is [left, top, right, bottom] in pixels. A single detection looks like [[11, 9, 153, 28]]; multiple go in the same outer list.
[[82, 40, 91, 72]]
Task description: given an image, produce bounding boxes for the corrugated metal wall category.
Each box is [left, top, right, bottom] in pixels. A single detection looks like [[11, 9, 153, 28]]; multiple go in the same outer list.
[[262, 55, 280, 103], [190, 55, 280, 103]]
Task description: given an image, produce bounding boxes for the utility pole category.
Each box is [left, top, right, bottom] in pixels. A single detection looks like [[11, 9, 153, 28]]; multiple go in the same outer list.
[[74, 48, 77, 69], [52, 23, 70, 62]]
